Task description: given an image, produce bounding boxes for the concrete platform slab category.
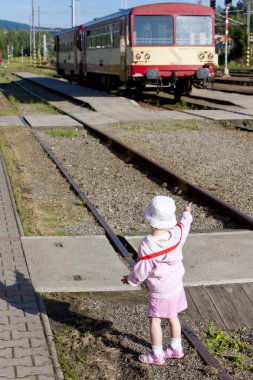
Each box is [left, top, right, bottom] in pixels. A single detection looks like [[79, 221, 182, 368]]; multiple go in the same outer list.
[[15, 72, 253, 122], [182, 109, 253, 120], [24, 115, 83, 129], [0, 116, 24, 126], [21, 236, 140, 292], [124, 230, 253, 286], [14, 73, 204, 122]]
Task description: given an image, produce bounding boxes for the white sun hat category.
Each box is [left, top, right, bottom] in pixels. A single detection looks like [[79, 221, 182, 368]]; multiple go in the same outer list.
[[144, 195, 177, 229]]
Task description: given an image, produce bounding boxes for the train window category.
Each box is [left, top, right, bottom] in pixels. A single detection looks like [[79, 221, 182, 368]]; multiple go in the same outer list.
[[87, 25, 115, 49], [176, 16, 212, 45], [113, 23, 120, 47], [133, 16, 173, 45], [109, 25, 113, 46], [86, 31, 92, 49]]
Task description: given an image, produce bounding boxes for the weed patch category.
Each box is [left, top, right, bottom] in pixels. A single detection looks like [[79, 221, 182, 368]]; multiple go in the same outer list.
[[203, 323, 253, 373], [45, 129, 81, 138]]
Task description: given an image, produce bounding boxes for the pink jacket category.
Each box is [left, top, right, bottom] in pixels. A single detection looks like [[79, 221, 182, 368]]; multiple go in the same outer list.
[[128, 211, 193, 299]]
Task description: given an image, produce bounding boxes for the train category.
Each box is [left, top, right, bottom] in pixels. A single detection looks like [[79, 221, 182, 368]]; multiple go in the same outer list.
[[55, 2, 216, 100]]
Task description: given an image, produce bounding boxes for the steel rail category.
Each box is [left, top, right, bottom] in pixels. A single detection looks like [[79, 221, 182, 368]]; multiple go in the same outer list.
[[20, 119, 136, 270], [20, 118, 233, 380], [14, 77, 253, 230]]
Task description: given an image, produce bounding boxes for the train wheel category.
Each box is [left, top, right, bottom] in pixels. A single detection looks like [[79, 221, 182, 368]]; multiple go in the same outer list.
[[186, 80, 192, 96], [174, 79, 191, 102], [174, 83, 183, 102]]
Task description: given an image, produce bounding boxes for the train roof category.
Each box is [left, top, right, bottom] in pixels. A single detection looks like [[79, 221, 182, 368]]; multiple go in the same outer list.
[[56, 2, 214, 35], [83, 3, 213, 28], [83, 8, 131, 28]]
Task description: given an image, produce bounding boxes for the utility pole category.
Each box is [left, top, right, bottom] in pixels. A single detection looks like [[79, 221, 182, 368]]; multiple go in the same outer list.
[[43, 34, 48, 61], [246, 0, 251, 67], [32, 0, 36, 67], [21, 43, 24, 63], [72, 0, 76, 27], [71, 0, 80, 28], [224, 0, 230, 76], [29, 14, 32, 63], [121, 0, 128, 9], [38, 6, 41, 65]]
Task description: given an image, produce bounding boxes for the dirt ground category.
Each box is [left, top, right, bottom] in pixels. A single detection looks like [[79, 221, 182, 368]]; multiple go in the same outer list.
[[44, 291, 253, 380]]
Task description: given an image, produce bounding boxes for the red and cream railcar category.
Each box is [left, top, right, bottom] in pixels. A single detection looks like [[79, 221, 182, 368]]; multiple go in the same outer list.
[[55, 26, 84, 80], [55, 2, 215, 99]]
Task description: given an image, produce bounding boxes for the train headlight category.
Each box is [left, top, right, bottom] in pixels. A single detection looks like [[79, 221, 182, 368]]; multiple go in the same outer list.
[[136, 53, 141, 60], [208, 53, 214, 60], [199, 53, 205, 60], [144, 53, 150, 60]]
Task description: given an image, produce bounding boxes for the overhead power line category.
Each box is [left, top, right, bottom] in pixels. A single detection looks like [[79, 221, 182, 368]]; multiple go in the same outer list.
[[215, 13, 245, 25]]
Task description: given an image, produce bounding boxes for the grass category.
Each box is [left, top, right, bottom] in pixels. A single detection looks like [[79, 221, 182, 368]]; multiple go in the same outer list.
[[45, 129, 81, 138], [0, 129, 34, 235], [0, 56, 56, 77], [0, 105, 16, 115], [0, 75, 11, 84], [34, 102, 59, 114], [116, 119, 200, 133], [203, 323, 253, 372], [8, 94, 19, 107], [53, 334, 80, 380], [38, 206, 67, 232], [0, 128, 84, 236]]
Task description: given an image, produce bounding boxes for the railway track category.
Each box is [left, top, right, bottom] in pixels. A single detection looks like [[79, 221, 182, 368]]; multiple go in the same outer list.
[[2, 73, 252, 378], [13, 71, 253, 132], [11, 75, 253, 230], [19, 119, 232, 380]]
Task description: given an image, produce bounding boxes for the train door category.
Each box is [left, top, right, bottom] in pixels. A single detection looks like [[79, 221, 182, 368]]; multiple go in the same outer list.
[[120, 16, 127, 82], [77, 25, 85, 80], [55, 36, 60, 74]]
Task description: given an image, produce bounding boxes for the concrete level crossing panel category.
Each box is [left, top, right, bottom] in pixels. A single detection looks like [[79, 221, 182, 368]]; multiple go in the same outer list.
[[15, 73, 203, 122], [0, 116, 24, 127], [182, 109, 253, 120], [124, 230, 253, 286], [24, 114, 83, 129], [21, 236, 141, 292]]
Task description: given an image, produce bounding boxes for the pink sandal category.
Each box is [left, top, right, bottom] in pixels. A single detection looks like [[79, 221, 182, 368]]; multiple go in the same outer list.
[[164, 346, 184, 359], [138, 352, 166, 365]]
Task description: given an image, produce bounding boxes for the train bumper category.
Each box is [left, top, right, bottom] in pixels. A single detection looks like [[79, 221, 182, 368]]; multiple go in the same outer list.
[[145, 68, 159, 80], [195, 67, 210, 80]]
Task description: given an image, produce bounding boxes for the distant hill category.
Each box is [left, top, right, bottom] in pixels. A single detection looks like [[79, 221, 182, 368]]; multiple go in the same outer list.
[[0, 19, 30, 31], [0, 19, 65, 33]]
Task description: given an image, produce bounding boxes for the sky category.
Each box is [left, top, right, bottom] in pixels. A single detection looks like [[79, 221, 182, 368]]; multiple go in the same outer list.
[[1, 0, 230, 29]]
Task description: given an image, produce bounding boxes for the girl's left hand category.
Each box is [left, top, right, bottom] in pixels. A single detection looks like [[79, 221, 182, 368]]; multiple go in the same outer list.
[[121, 275, 129, 284]]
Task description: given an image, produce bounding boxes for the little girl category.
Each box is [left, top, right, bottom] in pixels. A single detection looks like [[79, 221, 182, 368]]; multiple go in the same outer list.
[[121, 195, 192, 365]]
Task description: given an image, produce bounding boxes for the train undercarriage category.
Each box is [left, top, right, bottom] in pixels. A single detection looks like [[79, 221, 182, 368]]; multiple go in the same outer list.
[[60, 68, 210, 102]]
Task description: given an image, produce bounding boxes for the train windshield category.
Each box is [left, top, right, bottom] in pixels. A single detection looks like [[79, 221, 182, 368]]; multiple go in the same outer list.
[[133, 16, 173, 45], [176, 16, 213, 45]]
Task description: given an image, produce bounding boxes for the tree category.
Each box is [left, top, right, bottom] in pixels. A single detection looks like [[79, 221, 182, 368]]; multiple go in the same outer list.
[[215, 0, 250, 62]]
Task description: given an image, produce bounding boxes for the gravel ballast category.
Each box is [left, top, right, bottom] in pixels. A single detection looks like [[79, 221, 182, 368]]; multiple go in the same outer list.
[[39, 119, 252, 235]]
